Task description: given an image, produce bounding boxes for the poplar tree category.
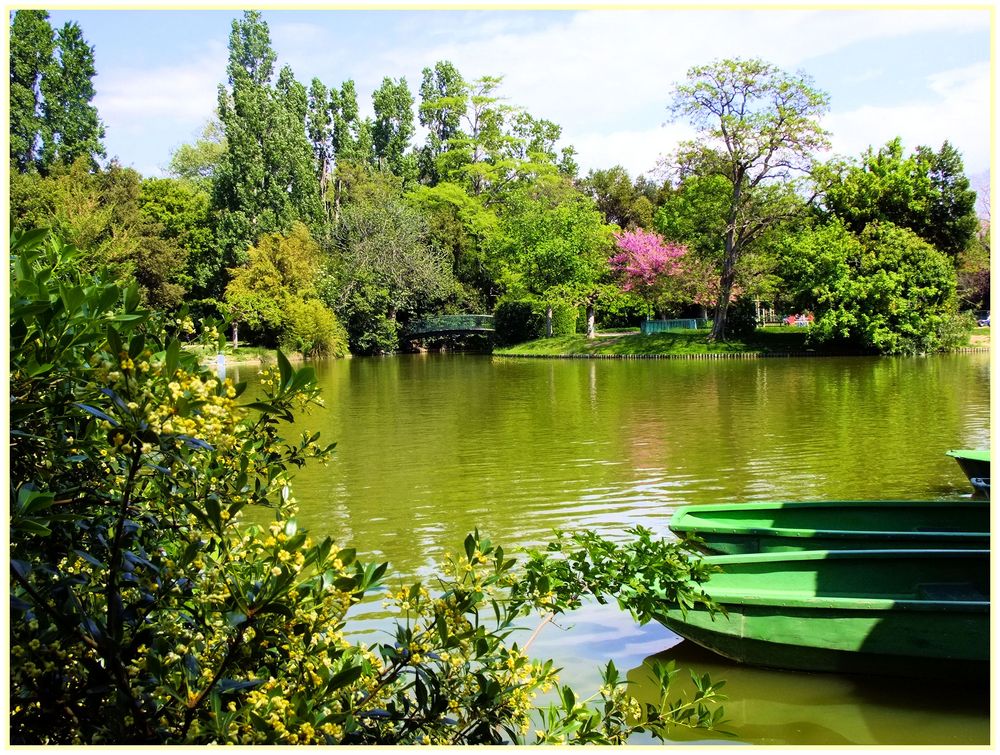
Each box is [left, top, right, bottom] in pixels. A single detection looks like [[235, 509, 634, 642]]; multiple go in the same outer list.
[[9, 10, 54, 170], [39, 20, 106, 169], [372, 76, 416, 180], [9, 12, 104, 172], [418, 60, 465, 184], [306, 77, 333, 215], [213, 11, 322, 265]]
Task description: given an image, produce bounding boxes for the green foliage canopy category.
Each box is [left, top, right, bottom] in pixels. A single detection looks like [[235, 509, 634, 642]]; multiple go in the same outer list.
[[9, 10, 105, 172], [820, 137, 979, 261], [779, 219, 966, 354]]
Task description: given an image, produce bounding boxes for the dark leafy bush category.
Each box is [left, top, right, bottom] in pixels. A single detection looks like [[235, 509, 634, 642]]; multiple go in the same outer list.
[[494, 299, 544, 346], [725, 297, 759, 340], [548, 300, 578, 337]]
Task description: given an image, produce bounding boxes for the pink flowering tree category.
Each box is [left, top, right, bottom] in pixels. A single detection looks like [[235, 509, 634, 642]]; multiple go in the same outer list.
[[609, 229, 691, 318]]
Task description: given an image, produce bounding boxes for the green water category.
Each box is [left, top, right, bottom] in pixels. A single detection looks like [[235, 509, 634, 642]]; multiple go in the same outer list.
[[228, 352, 992, 746]]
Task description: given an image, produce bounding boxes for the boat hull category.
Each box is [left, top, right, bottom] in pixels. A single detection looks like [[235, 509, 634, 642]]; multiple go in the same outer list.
[[669, 500, 990, 555], [657, 549, 990, 677], [947, 449, 990, 484]]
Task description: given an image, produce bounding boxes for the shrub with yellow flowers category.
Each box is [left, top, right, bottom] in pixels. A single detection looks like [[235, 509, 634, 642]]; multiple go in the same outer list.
[[9, 229, 724, 745]]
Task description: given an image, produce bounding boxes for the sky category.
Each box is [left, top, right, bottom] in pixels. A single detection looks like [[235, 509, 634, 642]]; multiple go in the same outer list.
[[37, 3, 993, 189]]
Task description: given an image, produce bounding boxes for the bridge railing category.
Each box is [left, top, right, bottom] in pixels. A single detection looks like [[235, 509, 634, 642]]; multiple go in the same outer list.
[[640, 318, 711, 334], [406, 314, 495, 335]]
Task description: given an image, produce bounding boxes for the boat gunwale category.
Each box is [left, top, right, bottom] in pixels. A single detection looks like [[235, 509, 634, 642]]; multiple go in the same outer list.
[[686, 548, 990, 610], [695, 592, 989, 611], [669, 525, 989, 540], [670, 500, 989, 538], [698, 547, 989, 564]]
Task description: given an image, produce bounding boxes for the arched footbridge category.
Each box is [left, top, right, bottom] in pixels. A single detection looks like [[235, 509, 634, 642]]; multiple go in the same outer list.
[[405, 314, 495, 338]]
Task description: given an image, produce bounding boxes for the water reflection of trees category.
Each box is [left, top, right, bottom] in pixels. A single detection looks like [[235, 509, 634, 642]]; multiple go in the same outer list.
[[236, 352, 989, 581]]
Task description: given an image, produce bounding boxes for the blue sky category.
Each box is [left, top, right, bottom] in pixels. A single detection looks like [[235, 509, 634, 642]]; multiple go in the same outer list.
[[39, 5, 992, 189]]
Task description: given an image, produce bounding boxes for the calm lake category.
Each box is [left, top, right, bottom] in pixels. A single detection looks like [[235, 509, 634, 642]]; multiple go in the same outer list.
[[230, 351, 991, 746]]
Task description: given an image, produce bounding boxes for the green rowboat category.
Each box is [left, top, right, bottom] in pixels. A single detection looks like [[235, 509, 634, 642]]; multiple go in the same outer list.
[[656, 549, 990, 677], [669, 500, 990, 555], [947, 449, 990, 484]]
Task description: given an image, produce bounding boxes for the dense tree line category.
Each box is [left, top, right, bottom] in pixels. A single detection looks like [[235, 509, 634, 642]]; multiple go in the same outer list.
[[9, 10, 987, 356]]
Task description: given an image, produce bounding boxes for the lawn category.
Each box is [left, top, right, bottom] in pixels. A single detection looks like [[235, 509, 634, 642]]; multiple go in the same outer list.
[[494, 327, 817, 357], [494, 324, 989, 357]]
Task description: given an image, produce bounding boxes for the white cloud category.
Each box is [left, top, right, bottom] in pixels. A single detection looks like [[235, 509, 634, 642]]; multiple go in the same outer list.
[[569, 123, 696, 179], [95, 41, 226, 126], [85, 7, 991, 178], [367, 8, 990, 173], [824, 62, 991, 172]]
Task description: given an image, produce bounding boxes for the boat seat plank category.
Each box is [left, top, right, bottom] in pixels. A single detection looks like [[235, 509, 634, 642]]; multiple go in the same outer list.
[[916, 582, 986, 601]]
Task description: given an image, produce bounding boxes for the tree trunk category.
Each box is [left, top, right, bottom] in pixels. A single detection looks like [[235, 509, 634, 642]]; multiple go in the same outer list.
[[586, 303, 596, 339], [231, 321, 239, 351], [545, 305, 553, 338], [710, 259, 737, 341], [709, 179, 743, 342]]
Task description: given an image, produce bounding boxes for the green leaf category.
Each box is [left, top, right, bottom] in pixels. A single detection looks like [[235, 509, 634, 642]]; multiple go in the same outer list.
[[14, 519, 52, 536], [25, 360, 54, 377], [205, 496, 222, 531], [165, 338, 180, 376], [128, 333, 145, 359], [60, 285, 85, 314], [73, 403, 119, 426], [216, 678, 264, 694], [276, 350, 293, 389], [106, 326, 123, 357], [325, 663, 363, 693], [12, 227, 49, 252], [124, 281, 140, 312], [10, 559, 32, 580]]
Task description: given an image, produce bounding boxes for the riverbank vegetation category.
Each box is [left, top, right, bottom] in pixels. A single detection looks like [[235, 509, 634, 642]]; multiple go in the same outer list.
[[497, 325, 990, 358], [496, 327, 816, 357], [9, 10, 989, 361]]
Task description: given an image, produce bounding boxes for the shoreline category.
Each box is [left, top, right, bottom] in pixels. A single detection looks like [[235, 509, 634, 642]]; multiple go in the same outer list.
[[493, 346, 990, 360]]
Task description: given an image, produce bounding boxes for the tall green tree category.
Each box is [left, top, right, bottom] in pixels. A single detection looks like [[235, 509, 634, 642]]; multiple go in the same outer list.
[[372, 76, 417, 180], [488, 189, 613, 336], [329, 170, 456, 353], [223, 221, 344, 354], [9, 10, 55, 171], [331, 79, 371, 165], [582, 165, 655, 230], [406, 181, 499, 310], [920, 141, 979, 259], [821, 138, 978, 261], [38, 20, 106, 169], [418, 60, 465, 184], [213, 11, 322, 266], [10, 158, 187, 308], [668, 58, 830, 340], [139, 177, 219, 301], [306, 77, 334, 216]]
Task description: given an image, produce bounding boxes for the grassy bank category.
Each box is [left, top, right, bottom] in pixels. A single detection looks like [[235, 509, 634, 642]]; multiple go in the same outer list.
[[184, 343, 284, 365], [494, 326, 990, 358]]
